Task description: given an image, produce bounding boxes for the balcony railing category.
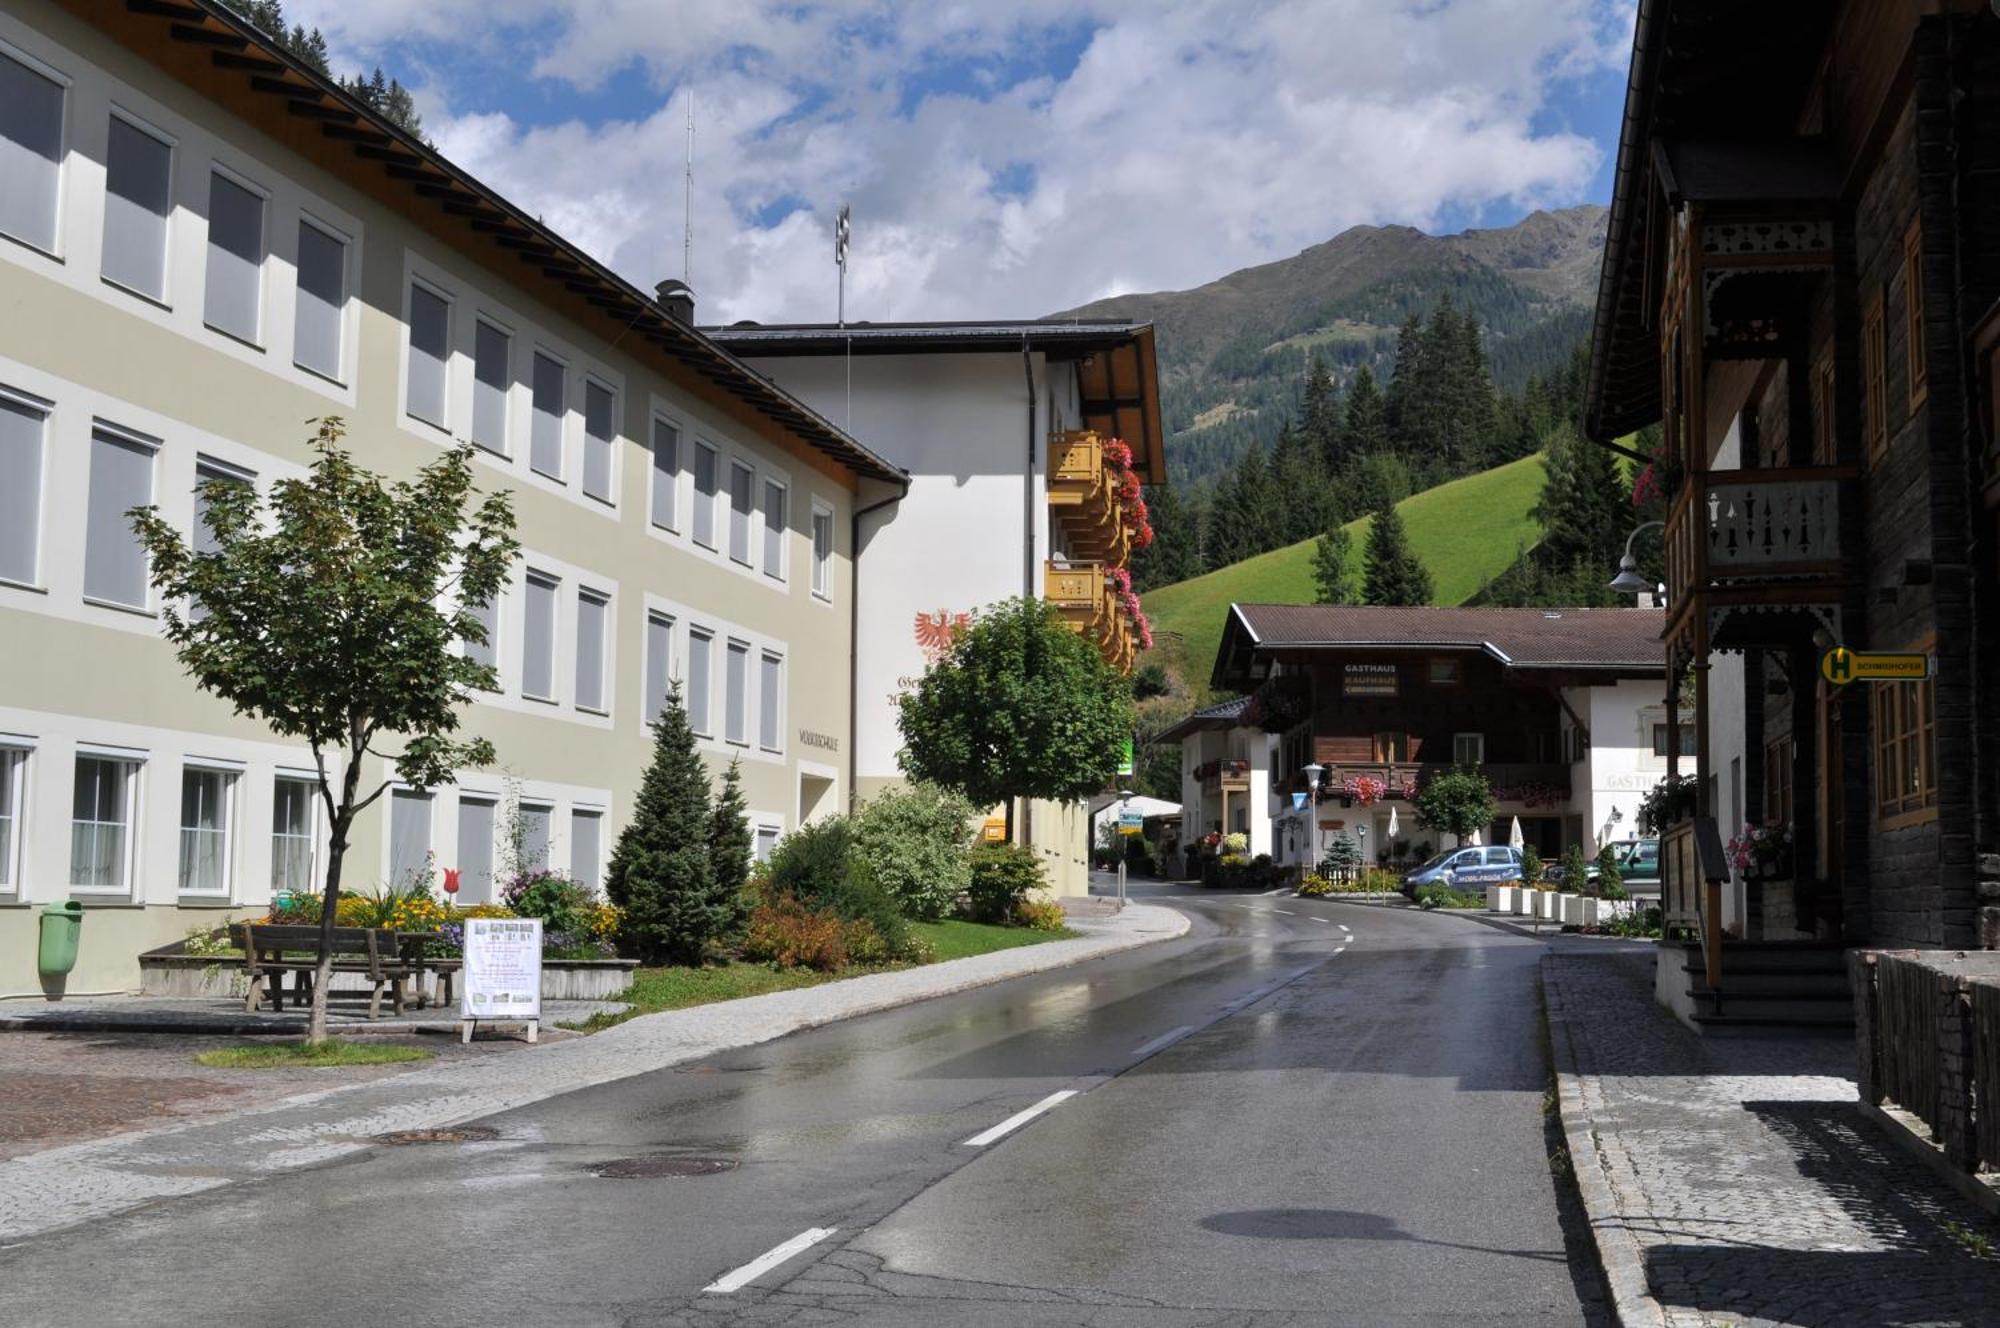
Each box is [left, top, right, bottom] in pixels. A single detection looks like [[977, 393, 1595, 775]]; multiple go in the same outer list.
[[1664, 465, 1852, 611], [1044, 560, 1135, 674], [1048, 430, 1132, 565], [1308, 761, 1572, 807]]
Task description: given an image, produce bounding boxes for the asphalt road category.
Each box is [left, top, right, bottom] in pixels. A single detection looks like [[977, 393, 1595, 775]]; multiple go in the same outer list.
[[0, 884, 1607, 1327]]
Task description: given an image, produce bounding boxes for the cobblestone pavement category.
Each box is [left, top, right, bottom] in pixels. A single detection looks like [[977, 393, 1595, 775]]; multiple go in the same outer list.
[[1546, 947, 2000, 1328], [0, 902, 1187, 1246]]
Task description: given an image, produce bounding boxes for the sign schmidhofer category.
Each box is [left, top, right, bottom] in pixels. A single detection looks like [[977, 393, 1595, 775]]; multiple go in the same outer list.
[[461, 916, 543, 1042]]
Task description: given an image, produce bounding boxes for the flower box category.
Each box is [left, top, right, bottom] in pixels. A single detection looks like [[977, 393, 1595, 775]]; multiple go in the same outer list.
[[1489, 885, 1518, 913], [1558, 893, 1585, 926], [1534, 890, 1561, 921]]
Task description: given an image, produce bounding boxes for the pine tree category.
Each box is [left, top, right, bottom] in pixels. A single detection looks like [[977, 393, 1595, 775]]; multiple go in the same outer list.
[[1384, 312, 1427, 461], [1446, 306, 1498, 469], [606, 690, 726, 964], [1225, 442, 1283, 558], [1312, 518, 1355, 604], [1301, 353, 1343, 471], [1131, 483, 1202, 590], [1363, 501, 1433, 606], [1269, 421, 1328, 546], [1344, 364, 1388, 457], [1532, 423, 1628, 576], [1203, 466, 1246, 571], [704, 758, 754, 941]]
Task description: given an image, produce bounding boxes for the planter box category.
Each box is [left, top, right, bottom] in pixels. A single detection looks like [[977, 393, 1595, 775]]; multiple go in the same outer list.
[[138, 947, 637, 1001], [1534, 890, 1560, 921], [1489, 885, 1516, 913], [1558, 893, 1585, 926]]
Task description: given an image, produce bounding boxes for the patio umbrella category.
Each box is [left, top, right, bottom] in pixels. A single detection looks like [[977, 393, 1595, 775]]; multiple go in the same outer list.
[[1387, 806, 1400, 840], [1509, 816, 1524, 849], [1469, 827, 1481, 846]]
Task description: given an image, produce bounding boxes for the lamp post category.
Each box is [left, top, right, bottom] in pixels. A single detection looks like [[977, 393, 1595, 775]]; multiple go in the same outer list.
[[1608, 519, 1665, 597], [1302, 763, 1323, 877], [1115, 787, 1134, 910], [1356, 823, 1369, 874]]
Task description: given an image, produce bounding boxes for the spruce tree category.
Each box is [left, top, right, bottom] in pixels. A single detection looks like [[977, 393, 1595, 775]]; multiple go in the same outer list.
[[1344, 364, 1388, 458], [606, 688, 726, 964], [1203, 466, 1246, 571], [1223, 442, 1282, 559], [1312, 518, 1355, 604], [1533, 423, 1628, 576], [1302, 353, 1343, 471], [1363, 501, 1433, 606], [705, 757, 755, 939], [1384, 313, 1426, 460], [1269, 422, 1328, 546], [1132, 482, 1202, 590]]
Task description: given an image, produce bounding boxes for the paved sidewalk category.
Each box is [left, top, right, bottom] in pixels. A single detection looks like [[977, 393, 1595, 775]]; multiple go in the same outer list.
[[1546, 946, 2000, 1328], [0, 995, 620, 1035], [0, 902, 1187, 1246]]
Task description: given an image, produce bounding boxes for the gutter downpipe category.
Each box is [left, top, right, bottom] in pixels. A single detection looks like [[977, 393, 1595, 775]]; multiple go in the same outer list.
[[849, 482, 908, 816], [1018, 336, 1039, 847]]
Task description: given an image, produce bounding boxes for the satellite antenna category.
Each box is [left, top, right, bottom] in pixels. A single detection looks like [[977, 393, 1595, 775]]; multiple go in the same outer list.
[[836, 202, 852, 430], [683, 87, 695, 287]]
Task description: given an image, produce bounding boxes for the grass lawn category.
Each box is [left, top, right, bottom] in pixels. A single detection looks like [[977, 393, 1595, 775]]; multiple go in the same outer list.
[[566, 919, 1076, 1033], [1141, 453, 1547, 695], [194, 1039, 432, 1069]]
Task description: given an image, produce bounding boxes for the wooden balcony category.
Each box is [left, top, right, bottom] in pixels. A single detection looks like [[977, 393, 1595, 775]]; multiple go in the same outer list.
[[1308, 761, 1572, 806], [1662, 465, 1853, 657], [1196, 759, 1251, 793], [1048, 430, 1132, 567], [1043, 560, 1135, 674]]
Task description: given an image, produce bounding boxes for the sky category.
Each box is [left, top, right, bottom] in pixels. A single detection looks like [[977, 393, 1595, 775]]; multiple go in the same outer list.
[[285, 0, 1637, 326]]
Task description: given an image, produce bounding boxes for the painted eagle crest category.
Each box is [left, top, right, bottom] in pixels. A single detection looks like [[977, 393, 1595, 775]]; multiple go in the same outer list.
[[914, 609, 970, 663]]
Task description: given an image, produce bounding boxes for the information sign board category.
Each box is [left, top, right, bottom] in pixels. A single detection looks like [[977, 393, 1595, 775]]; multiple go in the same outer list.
[[462, 917, 543, 1027]]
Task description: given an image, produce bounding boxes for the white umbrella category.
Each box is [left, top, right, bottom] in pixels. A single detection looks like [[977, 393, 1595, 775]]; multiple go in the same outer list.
[[1469, 827, 1481, 846], [1387, 806, 1400, 840], [1509, 816, 1524, 850]]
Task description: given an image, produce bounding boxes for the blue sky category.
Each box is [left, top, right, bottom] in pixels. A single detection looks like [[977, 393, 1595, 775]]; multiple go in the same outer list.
[[292, 0, 1636, 322]]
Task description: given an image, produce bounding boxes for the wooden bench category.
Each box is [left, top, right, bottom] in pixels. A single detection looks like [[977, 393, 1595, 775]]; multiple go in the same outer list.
[[237, 924, 419, 1019]]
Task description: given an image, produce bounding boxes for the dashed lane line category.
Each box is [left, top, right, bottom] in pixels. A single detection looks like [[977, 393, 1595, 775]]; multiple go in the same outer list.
[[960, 1090, 1080, 1147], [1129, 1025, 1196, 1059], [704, 1227, 839, 1294]]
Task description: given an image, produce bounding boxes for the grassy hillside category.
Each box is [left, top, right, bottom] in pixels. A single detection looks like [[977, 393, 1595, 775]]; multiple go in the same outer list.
[[1142, 453, 1546, 691]]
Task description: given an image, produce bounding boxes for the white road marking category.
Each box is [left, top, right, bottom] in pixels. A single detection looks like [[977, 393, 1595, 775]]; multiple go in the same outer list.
[[1339, 924, 1353, 934], [1335, 945, 1348, 955], [1263, 886, 1290, 896], [1271, 908, 1296, 916], [961, 1090, 1080, 1147], [1130, 1025, 1196, 1059], [703, 1227, 838, 1294]]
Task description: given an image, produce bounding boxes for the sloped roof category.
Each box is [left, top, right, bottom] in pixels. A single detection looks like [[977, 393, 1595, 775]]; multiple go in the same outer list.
[[1152, 694, 1251, 745]]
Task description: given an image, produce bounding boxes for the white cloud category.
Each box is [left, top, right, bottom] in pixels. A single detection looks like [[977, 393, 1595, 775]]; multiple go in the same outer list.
[[289, 0, 1631, 323]]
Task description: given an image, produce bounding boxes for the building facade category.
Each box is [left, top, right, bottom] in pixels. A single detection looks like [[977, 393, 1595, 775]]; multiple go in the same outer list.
[[0, 0, 905, 993]]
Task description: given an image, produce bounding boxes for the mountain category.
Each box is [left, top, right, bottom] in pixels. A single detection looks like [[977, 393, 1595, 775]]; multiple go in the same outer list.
[[1048, 205, 1606, 489]]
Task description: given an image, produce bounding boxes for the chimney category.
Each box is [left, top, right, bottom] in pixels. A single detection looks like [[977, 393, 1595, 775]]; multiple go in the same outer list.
[[655, 278, 695, 325]]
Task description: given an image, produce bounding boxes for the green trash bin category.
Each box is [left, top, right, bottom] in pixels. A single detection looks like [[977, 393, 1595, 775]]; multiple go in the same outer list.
[[38, 901, 83, 979]]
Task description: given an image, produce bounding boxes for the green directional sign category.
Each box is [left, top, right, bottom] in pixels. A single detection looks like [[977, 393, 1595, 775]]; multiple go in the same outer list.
[[1819, 648, 1932, 685]]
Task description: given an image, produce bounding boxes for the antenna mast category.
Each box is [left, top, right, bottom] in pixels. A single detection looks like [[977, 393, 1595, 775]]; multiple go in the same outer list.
[[683, 88, 695, 287], [836, 202, 852, 430]]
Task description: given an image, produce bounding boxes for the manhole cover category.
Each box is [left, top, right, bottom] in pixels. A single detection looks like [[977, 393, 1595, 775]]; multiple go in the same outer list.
[[373, 1126, 500, 1146], [589, 1156, 738, 1179]]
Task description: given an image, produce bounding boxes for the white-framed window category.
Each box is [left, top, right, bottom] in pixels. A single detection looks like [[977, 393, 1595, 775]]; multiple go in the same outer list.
[[692, 441, 718, 548], [810, 501, 833, 601], [1453, 733, 1485, 767], [388, 786, 433, 888], [649, 416, 679, 531], [84, 422, 158, 609], [582, 378, 615, 504], [0, 45, 66, 256], [204, 169, 265, 346], [530, 350, 565, 479], [570, 807, 602, 890], [762, 479, 786, 580], [0, 745, 27, 894], [190, 457, 252, 621], [70, 753, 139, 892], [519, 801, 552, 872], [293, 217, 347, 383], [406, 278, 451, 428], [177, 763, 235, 896], [471, 317, 511, 454], [455, 794, 495, 903], [271, 775, 316, 896], [725, 638, 749, 745], [522, 570, 558, 702], [728, 461, 754, 565], [101, 112, 172, 303], [575, 587, 608, 714], [754, 822, 780, 865], [464, 590, 499, 675], [687, 627, 713, 735], [0, 387, 48, 587], [759, 650, 783, 753], [644, 610, 675, 726]]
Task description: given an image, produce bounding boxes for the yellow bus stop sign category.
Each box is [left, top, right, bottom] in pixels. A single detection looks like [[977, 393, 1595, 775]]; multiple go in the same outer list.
[[1819, 648, 1932, 685]]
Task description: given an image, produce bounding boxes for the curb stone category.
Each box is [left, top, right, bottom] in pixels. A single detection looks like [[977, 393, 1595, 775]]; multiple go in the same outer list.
[[0, 903, 1190, 1245], [1542, 952, 1667, 1328]]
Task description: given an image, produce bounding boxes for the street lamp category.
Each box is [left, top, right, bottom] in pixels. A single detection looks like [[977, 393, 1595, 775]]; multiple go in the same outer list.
[[1609, 519, 1665, 597], [1302, 763, 1323, 873], [1114, 788, 1135, 909]]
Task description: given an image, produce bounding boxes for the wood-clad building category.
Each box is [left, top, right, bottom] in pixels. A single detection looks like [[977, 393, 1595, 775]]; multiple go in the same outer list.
[[1586, 0, 2000, 951]]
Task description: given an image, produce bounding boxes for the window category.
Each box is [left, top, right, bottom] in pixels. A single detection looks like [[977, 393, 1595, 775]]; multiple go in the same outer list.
[[0, 747, 24, 892], [575, 588, 608, 713], [687, 628, 713, 735], [1651, 723, 1698, 758], [530, 351, 565, 479], [811, 504, 833, 600], [1812, 354, 1836, 465], [190, 459, 251, 620], [754, 823, 779, 865], [583, 380, 615, 503], [102, 115, 171, 302], [177, 765, 234, 895], [762, 480, 786, 579], [1373, 732, 1408, 763], [406, 281, 450, 428], [455, 795, 495, 903], [0, 49, 64, 254], [1862, 290, 1887, 463], [522, 571, 557, 702], [293, 220, 346, 381], [645, 612, 674, 725], [1428, 658, 1461, 687], [464, 591, 498, 675], [1765, 736, 1794, 828], [471, 319, 510, 453], [570, 808, 602, 890], [0, 391, 46, 586], [1905, 219, 1927, 412], [1483, 847, 1514, 867], [204, 171, 264, 345], [84, 425, 156, 608], [1873, 671, 1937, 825], [271, 776, 315, 896], [650, 418, 679, 531], [71, 755, 138, 890], [692, 442, 719, 548], [728, 461, 754, 564], [759, 651, 782, 752], [1452, 733, 1484, 766], [519, 802, 552, 872], [388, 787, 432, 887], [725, 639, 749, 744]]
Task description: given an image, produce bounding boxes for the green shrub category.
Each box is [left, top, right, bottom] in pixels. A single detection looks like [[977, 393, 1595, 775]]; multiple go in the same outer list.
[[852, 783, 976, 920], [1016, 897, 1068, 931], [965, 843, 1047, 924], [1297, 873, 1335, 898], [1123, 833, 1158, 877], [743, 895, 848, 970], [1358, 867, 1402, 892], [502, 871, 595, 940], [1607, 904, 1663, 938], [1520, 844, 1544, 886], [1415, 882, 1483, 910], [766, 818, 856, 911], [607, 693, 733, 964], [1594, 846, 1628, 900], [1559, 843, 1590, 891]]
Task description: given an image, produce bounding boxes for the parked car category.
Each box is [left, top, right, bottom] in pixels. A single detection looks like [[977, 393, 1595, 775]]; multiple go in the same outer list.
[[1541, 837, 1662, 896], [1403, 845, 1524, 894]]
